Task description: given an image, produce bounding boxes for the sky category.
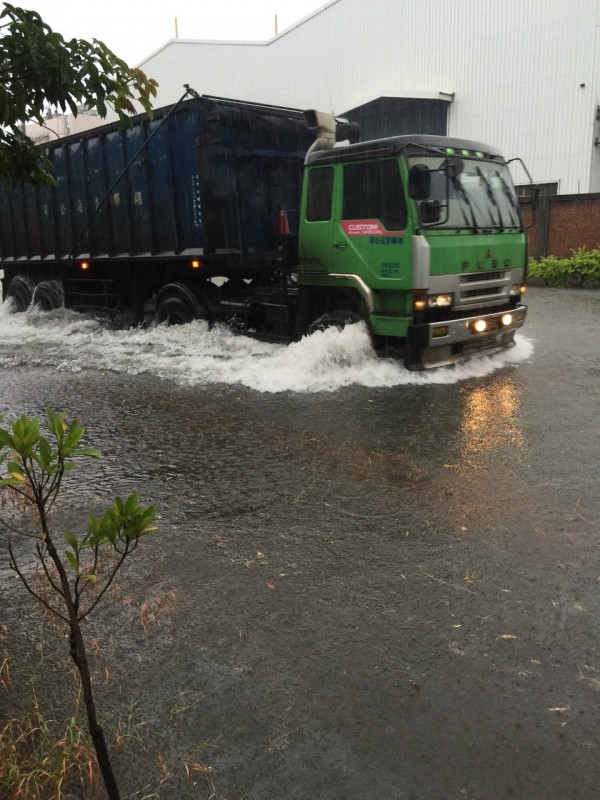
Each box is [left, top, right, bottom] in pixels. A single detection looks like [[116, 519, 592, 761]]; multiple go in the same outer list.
[[13, 0, 330, 65]]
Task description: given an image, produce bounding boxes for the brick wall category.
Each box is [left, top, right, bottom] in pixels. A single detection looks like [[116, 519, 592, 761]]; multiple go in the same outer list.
[[520, 194, 600, 259]]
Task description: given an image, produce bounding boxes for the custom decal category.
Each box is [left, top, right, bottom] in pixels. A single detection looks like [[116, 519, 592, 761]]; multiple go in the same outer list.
[[341, 220, 405, 237]]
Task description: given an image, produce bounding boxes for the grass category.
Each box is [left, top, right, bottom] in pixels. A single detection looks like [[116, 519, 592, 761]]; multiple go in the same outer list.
[[0, 592, 223, 799], [0, 686, 100, 800], [0, 626, 223, 800]]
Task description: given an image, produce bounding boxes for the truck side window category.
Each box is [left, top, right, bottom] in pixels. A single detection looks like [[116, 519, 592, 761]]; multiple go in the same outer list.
[[343, 160, 407, 230], [306, 167, 334, 221]]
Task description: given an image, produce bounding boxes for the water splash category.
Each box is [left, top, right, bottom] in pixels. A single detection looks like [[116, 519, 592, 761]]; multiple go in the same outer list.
[[0, 302, 534, 393]]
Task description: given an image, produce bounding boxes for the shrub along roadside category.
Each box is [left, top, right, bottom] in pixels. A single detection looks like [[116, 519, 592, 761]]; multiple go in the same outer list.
[[528, 247, 600, 288]]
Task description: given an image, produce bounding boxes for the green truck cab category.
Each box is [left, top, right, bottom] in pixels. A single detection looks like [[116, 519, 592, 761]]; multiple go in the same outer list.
[[298, 113, 527, 369]]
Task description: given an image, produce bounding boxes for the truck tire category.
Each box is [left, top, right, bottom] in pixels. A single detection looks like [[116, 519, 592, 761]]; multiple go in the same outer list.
[[32, 280, 64, 311], [5, 276, 33, 312], [155, 284, 202, 325], [308, 309, 362, 335]]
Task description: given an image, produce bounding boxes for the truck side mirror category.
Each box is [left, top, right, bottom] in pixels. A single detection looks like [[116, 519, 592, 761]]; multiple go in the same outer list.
[[420, 200, 442, 224], [408, 164, 430, 199]]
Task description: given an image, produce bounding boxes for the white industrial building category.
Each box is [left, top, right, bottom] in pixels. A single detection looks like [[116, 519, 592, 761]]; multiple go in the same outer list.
[[26, 109, 101, 144], [135, 0, 600, 196]]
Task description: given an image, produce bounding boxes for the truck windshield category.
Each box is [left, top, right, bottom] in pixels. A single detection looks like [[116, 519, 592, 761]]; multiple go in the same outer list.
[[408, 155, 521, 231]]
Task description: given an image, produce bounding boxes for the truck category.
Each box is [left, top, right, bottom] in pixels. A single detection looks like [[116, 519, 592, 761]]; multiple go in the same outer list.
[[0, 93, 527, 369]]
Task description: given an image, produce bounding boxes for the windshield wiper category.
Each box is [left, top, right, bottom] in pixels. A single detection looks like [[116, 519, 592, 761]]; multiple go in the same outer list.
[[494, 171, 521, 228], [475, 167, 505, 231], [450, 175, 479, 232]]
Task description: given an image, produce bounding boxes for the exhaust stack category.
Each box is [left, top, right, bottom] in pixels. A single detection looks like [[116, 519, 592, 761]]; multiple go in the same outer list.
[[304, 109, 336, 162]]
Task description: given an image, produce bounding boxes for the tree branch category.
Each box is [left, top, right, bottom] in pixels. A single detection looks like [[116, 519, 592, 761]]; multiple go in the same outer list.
[[5, 484, 33, 502], [76, 544, 99, 604], [22, 456, 42, 506], [79, 547, 130, 621], [8, 541, 69, 623], [0, 512, 38, 538], [35, 541, 66, 599], [43, 469, 64, 510]]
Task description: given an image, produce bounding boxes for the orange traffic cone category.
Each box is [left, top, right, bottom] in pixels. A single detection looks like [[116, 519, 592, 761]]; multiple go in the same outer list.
[[277, 205, 290, 235]]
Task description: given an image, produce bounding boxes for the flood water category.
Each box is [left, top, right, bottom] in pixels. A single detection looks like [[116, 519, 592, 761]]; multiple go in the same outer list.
[[0, 295, 533, 393], [2, 287, 600, 799]]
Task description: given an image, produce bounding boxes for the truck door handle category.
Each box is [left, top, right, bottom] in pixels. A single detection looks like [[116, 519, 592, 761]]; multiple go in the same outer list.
[[334, 242, 348, 249]]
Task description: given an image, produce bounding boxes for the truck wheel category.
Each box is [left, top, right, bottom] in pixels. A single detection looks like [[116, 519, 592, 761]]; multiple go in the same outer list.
[[155, 284, 201, 325], [32, 280, 64, 311], [5, 276, 33, 312], [308, 309, 362, 334]]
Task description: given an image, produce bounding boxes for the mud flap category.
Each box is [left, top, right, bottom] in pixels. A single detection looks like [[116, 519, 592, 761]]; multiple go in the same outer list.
[[403, 325, 429, 370]]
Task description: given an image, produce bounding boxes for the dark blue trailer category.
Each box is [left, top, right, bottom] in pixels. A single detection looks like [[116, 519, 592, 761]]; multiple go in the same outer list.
[[0, 95, 315, 328]]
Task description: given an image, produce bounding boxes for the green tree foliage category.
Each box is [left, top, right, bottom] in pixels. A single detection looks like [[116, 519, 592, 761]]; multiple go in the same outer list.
[[0, 409, 157, 799], [0, 3, 158, 186]]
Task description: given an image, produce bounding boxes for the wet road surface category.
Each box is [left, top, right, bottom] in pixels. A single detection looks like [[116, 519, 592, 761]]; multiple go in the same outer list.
[[1, 287, 600, 799]]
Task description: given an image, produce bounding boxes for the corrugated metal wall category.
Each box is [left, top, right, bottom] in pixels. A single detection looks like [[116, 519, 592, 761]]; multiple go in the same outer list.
[[139, 0, 600, 194], [588, 2, 600, 192]]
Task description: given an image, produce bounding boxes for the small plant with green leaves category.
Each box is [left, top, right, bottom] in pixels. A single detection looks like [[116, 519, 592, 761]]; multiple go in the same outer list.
[[0, 409, 157, 800]]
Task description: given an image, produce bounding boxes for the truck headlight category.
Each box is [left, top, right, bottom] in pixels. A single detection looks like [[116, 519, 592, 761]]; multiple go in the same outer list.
[[413, 291, 454, 311], [427, 293, 453, 308]]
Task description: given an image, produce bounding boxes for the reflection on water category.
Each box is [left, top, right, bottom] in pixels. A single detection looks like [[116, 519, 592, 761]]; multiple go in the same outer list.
[[457, 376, 525, 463]]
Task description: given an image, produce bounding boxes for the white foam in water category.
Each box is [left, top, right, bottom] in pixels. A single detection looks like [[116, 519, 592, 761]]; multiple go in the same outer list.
[[0, 301, 534, 393]]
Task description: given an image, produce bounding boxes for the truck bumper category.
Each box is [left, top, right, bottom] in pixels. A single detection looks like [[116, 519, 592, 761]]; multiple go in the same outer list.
[[405, 304, 527, 370]]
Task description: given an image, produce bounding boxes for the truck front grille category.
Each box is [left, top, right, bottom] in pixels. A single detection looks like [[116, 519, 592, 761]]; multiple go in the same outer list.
[[456, 269, 510, 306], [461, 270, 507, 283], [462, 286, 502, 298]]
